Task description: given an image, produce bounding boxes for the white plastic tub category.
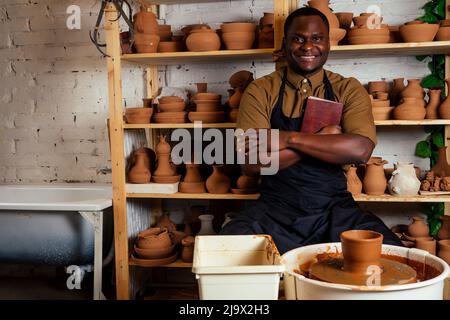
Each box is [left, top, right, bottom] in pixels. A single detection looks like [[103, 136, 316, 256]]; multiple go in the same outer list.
[[192, 235, 285, 300], [282, 243, 450, 300]]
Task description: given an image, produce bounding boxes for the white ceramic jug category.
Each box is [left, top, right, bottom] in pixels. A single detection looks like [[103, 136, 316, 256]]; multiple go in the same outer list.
[[388, 162, 420, 196]]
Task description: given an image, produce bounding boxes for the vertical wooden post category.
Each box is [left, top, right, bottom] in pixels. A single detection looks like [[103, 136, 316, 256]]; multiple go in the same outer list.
[[105, 3, 130, 300]]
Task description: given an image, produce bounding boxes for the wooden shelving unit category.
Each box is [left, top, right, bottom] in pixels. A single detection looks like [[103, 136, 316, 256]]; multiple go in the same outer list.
[[126, 192, 260, 200], [375, 120, 450, 126], [124, 122, 237, 129]]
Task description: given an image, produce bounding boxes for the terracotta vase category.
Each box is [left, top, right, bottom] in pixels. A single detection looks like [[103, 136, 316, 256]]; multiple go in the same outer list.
[[181, 236, 195, 262], [184, 164, 203, 183], [439, 79, 450, 119], [363, 157, 388, 195], [408, 216, 429, 237], [431, 147, 450, 177], [128, 149, 151, 183], [206, 165, 231, 194], [197, 214, 216, 235], [387, 162, 420, 196], [307, 0, 339, 29], [415, 238, 437, 255], [341, 230, 383, 274], [346, 166, 362, 196], [426, 89, 442, 119], [401, 79, 424, 99], [390, 78, 405, 106], [437, 216, 450, 240], [438, 240, 450, 265], [393, 97, 426, 120]]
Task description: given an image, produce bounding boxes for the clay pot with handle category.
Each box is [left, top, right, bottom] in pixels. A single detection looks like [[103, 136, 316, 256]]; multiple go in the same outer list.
[[387, 162, 420, 196], [363, 157, 388, 195], [407, 216, 429, 238], [128, 148, 151, 183]]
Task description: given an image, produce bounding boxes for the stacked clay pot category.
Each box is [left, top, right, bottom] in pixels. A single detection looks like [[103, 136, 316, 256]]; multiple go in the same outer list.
[[363, 156, 388, 195], [157, 24, 183, 52], [205, 165, 231, 194], [128, 147, 152, 183], [399, 20, 439, 42], [227, 70, 254, 122], [436, 19, 450, 41], [134, 227, 176, 263], [125, 107, 153, 124], [189, 88, 225, 123], [186, 25, 221, 52], [258, 12, 274, 49], [393, 79, 426, 120], [133, 6, 160, 53], [221, 22, 256, 50], [231, 174, 259, 194], [367, 81, 392, 120], [152, 135, 180, 183], [348, 13, 389, 45], [154, 96, 187, 123], [307, 0, 346, 46], [179, 163, 206, 193]]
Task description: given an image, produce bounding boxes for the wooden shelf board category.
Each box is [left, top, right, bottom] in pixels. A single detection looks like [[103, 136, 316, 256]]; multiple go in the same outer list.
[[129, 258, 192, 268], [124, 122, 237, 129], [126, 192, 260, 200], [330, 41, 450, 58], [375, 120, 450, 126], [141, 0, 231, 4], [354, 194, 450, 202], [121, 49, 275, 65]]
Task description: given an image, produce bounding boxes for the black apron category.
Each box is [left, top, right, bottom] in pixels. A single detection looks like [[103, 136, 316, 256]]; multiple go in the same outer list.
[[221, 69, 402, 254]]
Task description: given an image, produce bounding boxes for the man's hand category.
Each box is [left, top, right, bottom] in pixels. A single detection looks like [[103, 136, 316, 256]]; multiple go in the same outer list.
[[317, 125, 342, 135]]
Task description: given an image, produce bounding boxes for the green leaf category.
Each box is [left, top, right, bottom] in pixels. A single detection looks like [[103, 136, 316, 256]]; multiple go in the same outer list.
[[434, 0, 445, 19], [416, 55, 430, 62], [436, 55, 445, 67], [429, 220, 442, 237], [421, 74, 443, 88], [415, 140, 432, 158], [431, 132, 445, 147]]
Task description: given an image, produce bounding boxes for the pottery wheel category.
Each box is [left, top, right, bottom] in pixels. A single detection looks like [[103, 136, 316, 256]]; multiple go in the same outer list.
[[309, 257, 417, 286]]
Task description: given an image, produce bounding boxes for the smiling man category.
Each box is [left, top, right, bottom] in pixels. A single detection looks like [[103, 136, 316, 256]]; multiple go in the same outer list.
[[221, 7, 402, 254]]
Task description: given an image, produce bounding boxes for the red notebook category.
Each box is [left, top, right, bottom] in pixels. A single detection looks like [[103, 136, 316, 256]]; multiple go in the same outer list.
[[300, 96, 343, 134]]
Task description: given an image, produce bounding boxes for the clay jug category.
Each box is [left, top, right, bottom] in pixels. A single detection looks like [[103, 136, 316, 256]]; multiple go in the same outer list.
[[439, 78, 450, 119], [393, 97, 426, 120], [184, 164, 203, 183], [407, 216, 429, 237], [128, 150, 151, 183], [181, 236, 195, 262], [341, 230, 383, 274], [197, 214, 216, 235], [438, 240, 450, 264], [307, 0, 340, 29], [388, 162, 420, 196], [363, 158, 388, 195], [426, 89, 442, 119], [206, 165, 231, 194], [400, 79, 424, 99], [390, 78, 405, 106], [437, 216, 450, 240], [346, 166, 362, 196], [431, 147, 450, 177]]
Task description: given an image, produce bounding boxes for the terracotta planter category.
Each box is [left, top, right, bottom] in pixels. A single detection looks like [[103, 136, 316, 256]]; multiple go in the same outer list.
[[401, 79, 424, 99], [307, 0, 339, 29], [390, 78, 405, 106], [363, 157, 388, 195], [128, 148, 151, 183], [222, 31, 255, 50], [426, 89, 441, 119], [341, 230, 383, 274], [393, 97, 426, 120], [408, 217, 429, 238], [431, 147, 450, 177], [400, 22, 439, 42], [415, 238, 437, 255], [439, 79, 450, 119], [206, 165, 231, 194], [437, 216, 450, 240], [125, 107, 153, 124], [438, 239, 450, 265], [186, 28, 221, 52], [436, 26, 450, 41], [346, 166, 362, 196], [388, 162, 421, 196]]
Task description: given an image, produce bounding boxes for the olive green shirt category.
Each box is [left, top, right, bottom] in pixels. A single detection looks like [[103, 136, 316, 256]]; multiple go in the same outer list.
[[237, 67, 377, 145]]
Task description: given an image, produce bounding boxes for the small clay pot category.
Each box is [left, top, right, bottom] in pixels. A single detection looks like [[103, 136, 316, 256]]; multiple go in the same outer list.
[[393, 98, 426, 120], [193, 92, 221, 100], [408, 216, 429, 238], [186, 27, 221, 52], [401, 79, 424, 99], [363, 157, 388, 195], [125, 107, 153, 124], [157, 41, 183, 53], [137, 228, 172, 249], [159, 96, 184, 104], [222, 31, 255, 50], [181, 236, 195, 262], [158, 101, 186, 112], [438, 239, 450, 264], [133, 7, 158, 34], [179, 181, 206, 193], [128, 149, 151, 183], [341, 230, 383, 274], [195, 101, 222, 112], [400, 22, 439, 42], [415, 238, 437, 255], [155, 135, 171, 154], [183, 164, 203, 183], [206, 165, 231, 194], [221, 22, 256, 33], [153, 112, 188, 123], [437, 215, 450, 240]]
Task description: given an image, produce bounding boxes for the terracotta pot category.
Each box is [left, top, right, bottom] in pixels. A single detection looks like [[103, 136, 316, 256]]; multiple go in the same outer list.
[[184, 164, 203, 183], [133, 7, 158, 34], [388, 162, 421, 196], [137, 228, 172, 249], [134, 244, 174, 259], [154, 136, 177, 177], [390, 78, 405, 106], [431, 147, 450, 177], [193, 92, 221, 100], [156, 213, 176, 232], [236, 174, 258, 190], [153, 112, 188, 123], [348, 34, 390, 45], [438, 216, 450, 240], [128, 149, 151, 183], [401, 79, 425, 99], [134, 32, 160, 53], [415, 238, 436, 255], [188, 111, 226, 123], [368, 81, 388, 94], [439, 79, 450, 119], [179, 181, 206, 193], [206, 165, 231, 194], [159, 96, 184, 104], [125, 107, 153, 124], [346, 166, 362, 196], [363, 157, 388, 195], [352, 14, 383, 29], [157, 41, 183, 53], [260, 12, 274, 27], [349, 26, 389, 38], [426, 89, 442, 119], [336, 12, 354, 30], [156, 135, 171, 154], [400, 22, 439, 42], [222, 31, 255, 50], [408, 217, 429, 238], [371, 99, 390, 108], [158, 101, 186, 112], [258, 25, 274, 48], [393, 97, 426, 120], [181, 236, 195, 262], [341, 230, 383, 274], [438, 239, 450, 265], [372, 106, 393, 120], [186, 28, 221, 51], [221, 22, 256, 33], [307, 0, 339, 29]]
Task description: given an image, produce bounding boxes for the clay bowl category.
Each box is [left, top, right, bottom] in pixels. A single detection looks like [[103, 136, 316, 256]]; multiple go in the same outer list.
[[348, 34, 390, 45], [196, 101, 222, 112], [336, 12, 354, 29], [152, 175, 181, 183], [348, 26, 389, 38], [159, 96, 184, 104], [179, 181, 206, 193], [222, 31, 255, 50], [134, 33, 160, 53], [153, 111, 188, 123], [393, 105, 426, 120], [371, 99, 390, 108], [399, 23, 439, 42], [158, 41, 183, 52], [186, 28, 221, 52], [134, 244, 175, 259], [188, 111, 226, 123], [193, 93, 221, 100], [221, 22, 256, 33], [137, 228, 172, 249], [158, 101, 186, 112], [125, 107, 153, 124], [372, 106, 393, 120], [436, 26, 450, 41], [329, 28, 347, 46]]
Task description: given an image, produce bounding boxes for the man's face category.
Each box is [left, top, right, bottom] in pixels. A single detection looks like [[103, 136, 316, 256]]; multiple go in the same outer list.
[[284, 15, 330, 77]]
